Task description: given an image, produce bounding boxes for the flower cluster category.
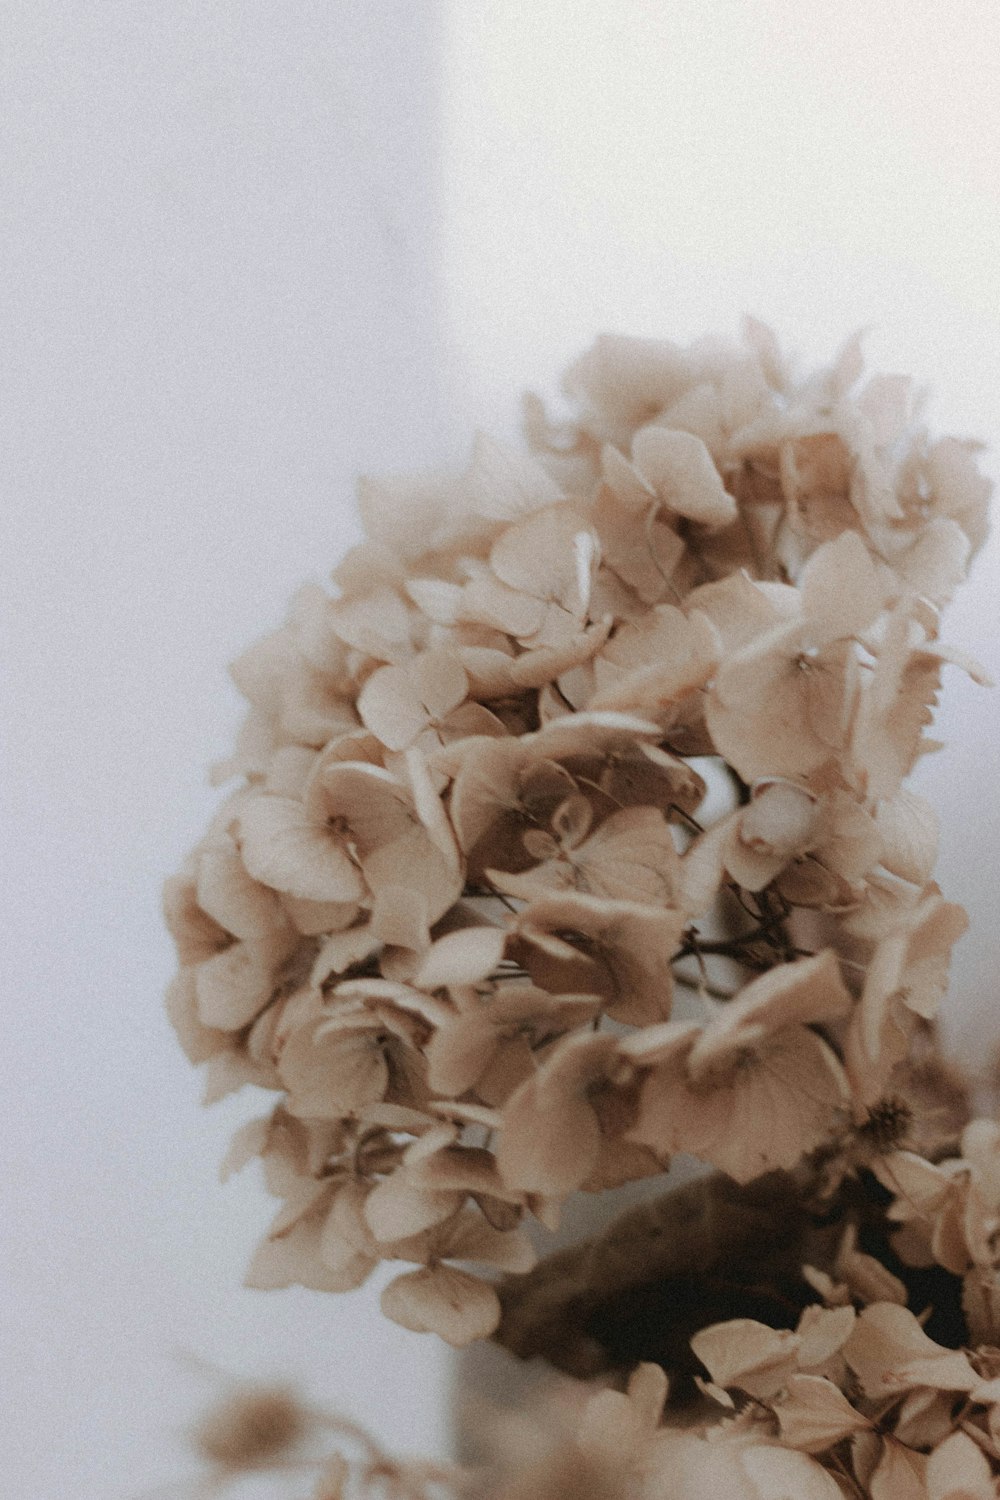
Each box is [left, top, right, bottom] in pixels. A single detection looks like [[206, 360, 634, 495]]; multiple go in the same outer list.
[[165, 321, 995, 1488]]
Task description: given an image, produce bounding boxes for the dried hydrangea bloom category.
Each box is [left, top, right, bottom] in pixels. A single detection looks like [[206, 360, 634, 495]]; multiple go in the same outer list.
[[165, 320, 998, 1491]]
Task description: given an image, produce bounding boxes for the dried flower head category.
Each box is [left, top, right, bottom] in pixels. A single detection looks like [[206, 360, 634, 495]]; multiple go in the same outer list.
[[166, 319, 999, 1497]]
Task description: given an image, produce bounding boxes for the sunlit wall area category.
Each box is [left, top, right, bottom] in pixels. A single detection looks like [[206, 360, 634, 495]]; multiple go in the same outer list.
[[441, 0, 1000, 1054]]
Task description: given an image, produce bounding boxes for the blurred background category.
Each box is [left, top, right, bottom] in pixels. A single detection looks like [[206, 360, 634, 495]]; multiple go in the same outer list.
[[3, 2, 999, 1494]]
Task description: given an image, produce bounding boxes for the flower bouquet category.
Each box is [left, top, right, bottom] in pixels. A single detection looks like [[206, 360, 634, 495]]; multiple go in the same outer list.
[[165, 322, 1000, 1498]]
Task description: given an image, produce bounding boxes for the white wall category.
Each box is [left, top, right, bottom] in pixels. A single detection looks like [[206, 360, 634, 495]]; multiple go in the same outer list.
[[2, 5, 447, 1497]]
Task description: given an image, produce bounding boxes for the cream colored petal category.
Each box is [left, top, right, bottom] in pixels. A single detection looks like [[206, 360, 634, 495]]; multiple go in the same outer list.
[[893, 517, 971, 608], [363, 1175, 463, 1242], [738, 1440, 850, 1500], [740, 780, 820, 859], [357, 664, 429, 750], [690, 950, 852, 1073], [691, 1319, 801, 1399], [369, 881, 431, 952], [465, 431, 563, 521], [315, 762, 416, 854], [196, 841, 285, 941], [404, 576, 464, 625], [714, 1030, 848, 1181], [795, 1304, 857, 1368], [706, 624, 830, 781], [868, 1439, 929, 1500], [278, 1020, 389, 1119], [567, 805, 682, 905], [926, 1432, 995, 1500], [443, 1214, 536, 1273], [775, 1375, 871, 1454], [490, 504, 599, 616], [239, 794, 365, 903], [447, 737, 533, 853], [195, 943, 274, 1031], [404, 745, 462, 875], [459, 569, 546, 638], [497, 1083, 602, 1197], [326, 586, 413, 660], [497, 1033, 618, 1196], [875, 790, 939, 886], [687, 572, 794, 653], [219, 1115, 272, 1182], [246, 1208, 373, 1293], [166, 968, 229, 1064], [845, 1303, 979, 1399], [414, 650, 469, 720], [380, 1264, 501, 1346], [631, 426, 737, 529], [508, 616, 612, 689], [310, 925, 382, 988], [678, 817, 732, 916], [415, 927, 506, 990], [589, 610, 720, 716], [426, 1016, 497, 1097], [800, 529, 886, 643]]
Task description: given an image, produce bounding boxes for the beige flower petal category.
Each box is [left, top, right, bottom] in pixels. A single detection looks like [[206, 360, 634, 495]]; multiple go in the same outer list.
[[490, 503, 599, 615], [246, 1211, 373, 1294], [894, 516, 971, 608], [868, 1438, 929, 1500], [196, 841, 286, 942], [689, 950, 852, 1075], [516, 892, 684, 1026], [631, 426, 738, 529], [845, 1303, 979, 1399], [465, 431, 563, 521], [443, 1213, 536, 1273], [357, 664, 432, 751], [775, 1375, 871, 1453], [799, 529, 886, 642], [363, 1175, 464, 1242], [380, 1264, 501, 1346], [707, 622, 855, 781], [165, 970, 231, 1066], [691, 1319, 801, 1399], [239, 794, 365, 903], [496, 1032, 620, 1196], [278, 1019, 389, 1120], [875, 789, 939, 885], [195, 943, 274, 1031], [415, 926, 506, 991], [926, 1432, 996, 1500]]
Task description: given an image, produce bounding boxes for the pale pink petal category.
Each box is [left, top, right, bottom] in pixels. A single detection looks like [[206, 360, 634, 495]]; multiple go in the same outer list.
[[926, 1432, 996, 1500]]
